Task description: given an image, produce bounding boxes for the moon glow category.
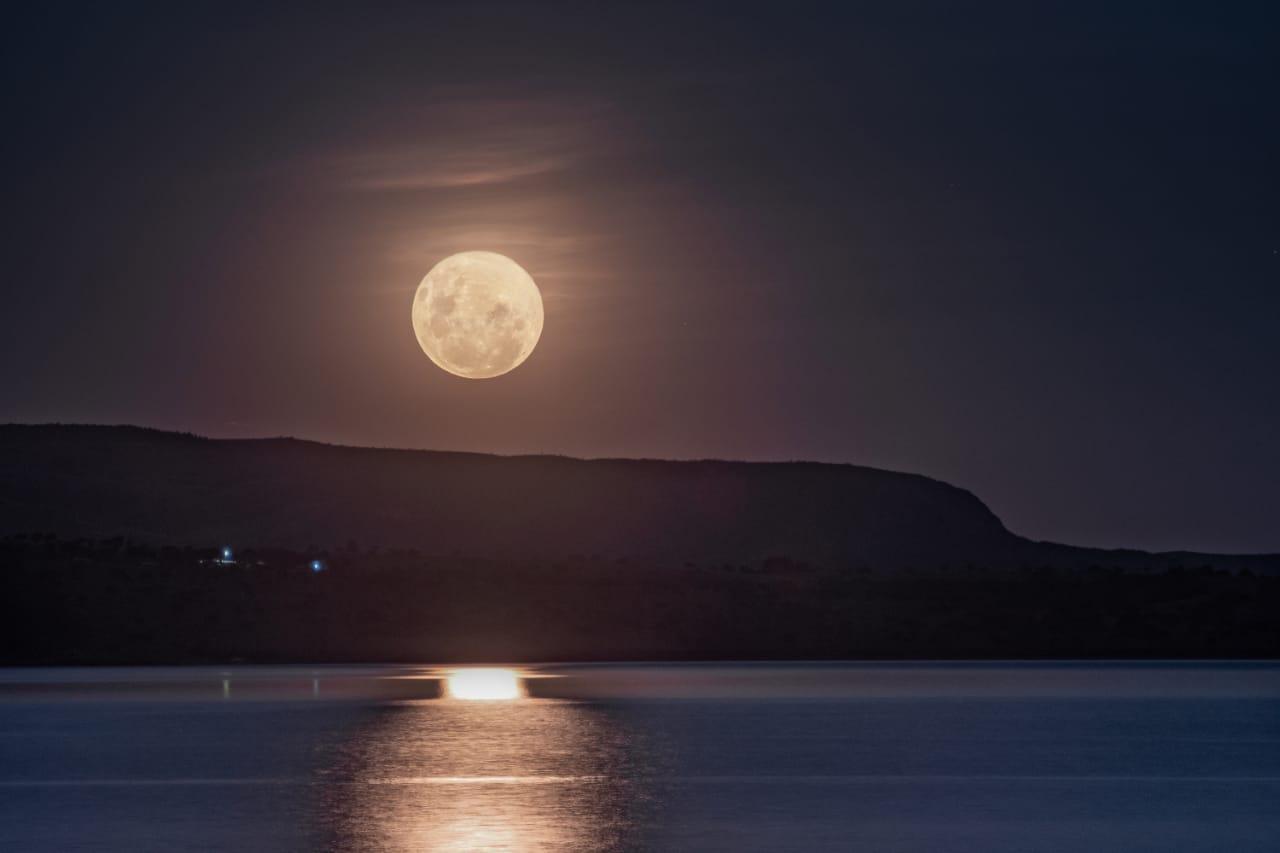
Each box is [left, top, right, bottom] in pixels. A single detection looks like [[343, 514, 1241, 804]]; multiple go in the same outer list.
[[412, 251, 544, 379]]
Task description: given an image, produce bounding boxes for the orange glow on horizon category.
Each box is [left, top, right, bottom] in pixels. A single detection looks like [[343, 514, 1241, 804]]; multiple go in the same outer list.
[[444, 668, 523, 701]]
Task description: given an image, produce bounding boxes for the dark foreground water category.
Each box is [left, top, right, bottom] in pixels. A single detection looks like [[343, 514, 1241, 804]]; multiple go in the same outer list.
[[1, 663, 1278, 852]]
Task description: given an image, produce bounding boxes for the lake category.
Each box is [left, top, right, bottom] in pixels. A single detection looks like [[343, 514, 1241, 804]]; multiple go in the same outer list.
[[2, 662, 1278, 851]]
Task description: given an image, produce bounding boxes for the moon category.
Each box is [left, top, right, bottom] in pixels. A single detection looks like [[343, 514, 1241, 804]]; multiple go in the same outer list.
[[411, 251, 544, 379]]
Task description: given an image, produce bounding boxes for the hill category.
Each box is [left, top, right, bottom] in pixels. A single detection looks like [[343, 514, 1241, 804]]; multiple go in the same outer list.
[[4, 424, 1278, 663], [0, 424, 1276, 574]]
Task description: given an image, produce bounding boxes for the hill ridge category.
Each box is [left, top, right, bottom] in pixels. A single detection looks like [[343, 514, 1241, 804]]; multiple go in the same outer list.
[[1, 423, 1275, 573]]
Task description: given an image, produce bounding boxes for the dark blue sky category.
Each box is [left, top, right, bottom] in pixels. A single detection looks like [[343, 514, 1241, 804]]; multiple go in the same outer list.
[[3, 3, 1277, 552]]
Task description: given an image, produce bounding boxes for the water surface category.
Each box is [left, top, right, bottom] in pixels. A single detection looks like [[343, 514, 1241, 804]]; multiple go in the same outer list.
[[2, 662, 1278, 851]]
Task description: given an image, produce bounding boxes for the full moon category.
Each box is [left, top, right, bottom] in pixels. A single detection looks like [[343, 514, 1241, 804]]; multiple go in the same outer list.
[[411, 251, 544, 379]]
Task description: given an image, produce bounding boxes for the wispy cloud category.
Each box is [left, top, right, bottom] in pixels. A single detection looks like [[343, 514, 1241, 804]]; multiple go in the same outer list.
[[339, 150, 568, 191], [327, 95, 616, 192], [316, 92, 639, 307]]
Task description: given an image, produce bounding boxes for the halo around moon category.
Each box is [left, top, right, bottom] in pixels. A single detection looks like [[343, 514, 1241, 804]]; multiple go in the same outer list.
[[411, 251, 544, 379]]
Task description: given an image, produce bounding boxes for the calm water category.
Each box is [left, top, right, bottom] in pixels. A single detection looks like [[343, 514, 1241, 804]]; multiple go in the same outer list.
[[1, 663, 1278, 852]]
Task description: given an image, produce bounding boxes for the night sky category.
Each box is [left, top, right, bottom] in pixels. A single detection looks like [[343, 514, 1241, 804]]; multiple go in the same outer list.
[[3, 4, 1277, 552]]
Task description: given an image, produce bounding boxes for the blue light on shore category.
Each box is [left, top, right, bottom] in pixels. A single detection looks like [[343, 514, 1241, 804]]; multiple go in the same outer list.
[[310, 560, 324, 573]]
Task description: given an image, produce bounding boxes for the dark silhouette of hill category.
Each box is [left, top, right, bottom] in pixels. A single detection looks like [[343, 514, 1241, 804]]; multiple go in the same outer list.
[[1, 424, 1277, 574], [4, 425, 1278, 663]]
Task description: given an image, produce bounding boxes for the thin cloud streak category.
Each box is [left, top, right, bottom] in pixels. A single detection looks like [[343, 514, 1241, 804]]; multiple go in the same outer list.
[[337, 149, 570, 191], [326, 95, 622, 192]]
